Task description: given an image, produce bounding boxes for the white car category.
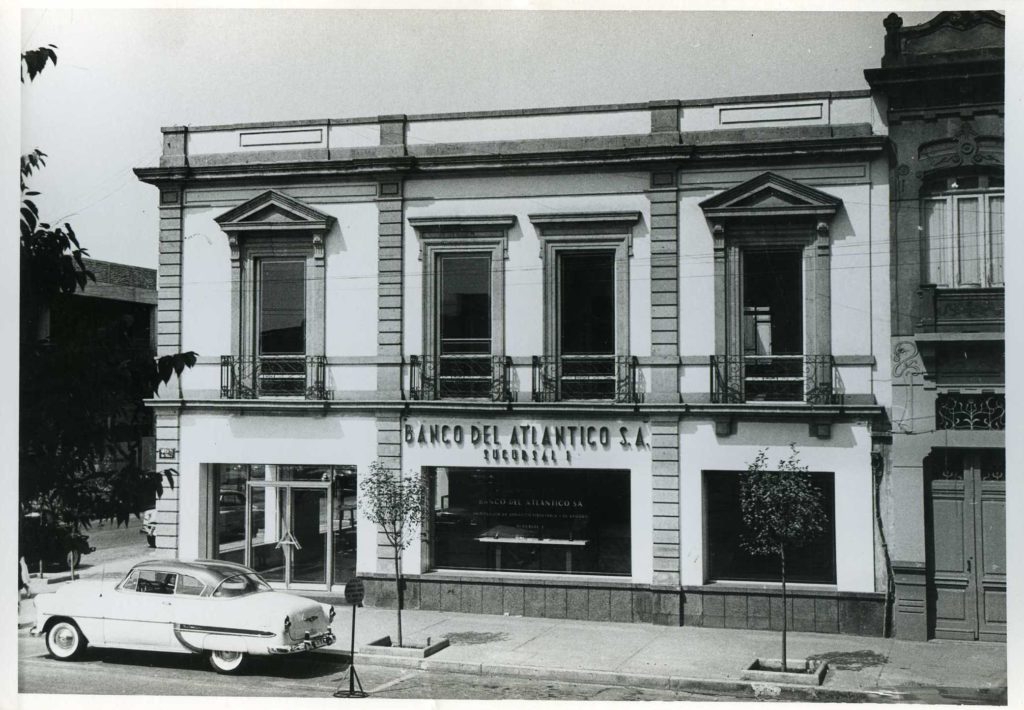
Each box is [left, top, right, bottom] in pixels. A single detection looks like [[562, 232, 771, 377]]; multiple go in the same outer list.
[[31, 559, 336, 674]]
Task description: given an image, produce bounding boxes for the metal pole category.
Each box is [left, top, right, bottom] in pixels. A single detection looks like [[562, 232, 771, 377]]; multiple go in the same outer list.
[[349, 603, 357, 695]]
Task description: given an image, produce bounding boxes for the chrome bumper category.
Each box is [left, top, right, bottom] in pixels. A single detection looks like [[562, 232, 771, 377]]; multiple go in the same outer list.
[[268, 631, 336, 655]]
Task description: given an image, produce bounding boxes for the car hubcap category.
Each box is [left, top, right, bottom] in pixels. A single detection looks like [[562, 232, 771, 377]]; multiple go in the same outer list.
[[54, 627, 75, 650], [215, 651, 241, 666]]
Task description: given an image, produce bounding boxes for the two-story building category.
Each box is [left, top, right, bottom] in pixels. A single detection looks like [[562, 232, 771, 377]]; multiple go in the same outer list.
[[136, 86, 893, 634], [866, 11, 1005, 642]]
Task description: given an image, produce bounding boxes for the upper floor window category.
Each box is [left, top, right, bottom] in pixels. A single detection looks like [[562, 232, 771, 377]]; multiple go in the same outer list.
[[700, 173, 842, 406], [215, 191, 333, 400], [437, 253, 492, 398], [256, 259, 307, 395], [922, 175, 1003, 288], [531, 212, 640, 403], [410, 216, 514, 401]]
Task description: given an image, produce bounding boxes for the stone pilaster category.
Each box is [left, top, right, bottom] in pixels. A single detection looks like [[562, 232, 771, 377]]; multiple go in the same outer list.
[[154, 184, 184, 553], [651, 417, 681, 616], [376, 180, 404, 399], [647, 172, 680, 403]]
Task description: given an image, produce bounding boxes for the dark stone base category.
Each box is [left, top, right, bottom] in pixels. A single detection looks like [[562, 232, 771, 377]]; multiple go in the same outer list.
[[681, 585, 886, 637], [361, 574, 664, 624], [357, 575, 884, 635]]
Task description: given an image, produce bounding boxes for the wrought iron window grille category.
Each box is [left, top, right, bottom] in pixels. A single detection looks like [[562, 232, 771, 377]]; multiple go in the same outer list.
[[710, 354, 840, 405], [220, 355, 331, 400], [409, 354, 513, 402], [531, 355, 642, 404], [935, 392, 1005, 430]]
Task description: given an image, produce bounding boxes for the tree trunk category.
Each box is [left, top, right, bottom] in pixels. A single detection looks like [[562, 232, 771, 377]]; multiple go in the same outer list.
[[394, 547, 403, 648], [780, 545, 787, 673]]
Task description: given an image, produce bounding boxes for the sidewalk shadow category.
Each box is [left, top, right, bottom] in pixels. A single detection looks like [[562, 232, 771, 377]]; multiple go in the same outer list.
[[805, 650, 889, 671]]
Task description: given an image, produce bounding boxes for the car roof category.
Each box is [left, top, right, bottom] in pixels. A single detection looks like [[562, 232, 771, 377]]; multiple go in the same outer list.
[[129, 559, 257, 587]]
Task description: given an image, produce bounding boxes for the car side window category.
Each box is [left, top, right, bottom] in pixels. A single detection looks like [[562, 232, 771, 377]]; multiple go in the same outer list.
[[120, 569, 140, 591], [136, 570, 177, 595], [176, 574, 205, 597]]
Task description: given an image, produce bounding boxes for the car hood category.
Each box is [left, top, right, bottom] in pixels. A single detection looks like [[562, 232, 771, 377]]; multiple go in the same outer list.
[[55, 578, 120, 597]]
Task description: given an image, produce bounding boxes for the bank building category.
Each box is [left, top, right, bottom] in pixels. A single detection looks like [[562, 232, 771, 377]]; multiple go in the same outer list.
[[134, 12, 1003, 641]]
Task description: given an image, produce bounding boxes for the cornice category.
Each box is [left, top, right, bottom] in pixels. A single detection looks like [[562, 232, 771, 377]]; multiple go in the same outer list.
[[134, 133, 883, 187], [144, 397, 885, 421]]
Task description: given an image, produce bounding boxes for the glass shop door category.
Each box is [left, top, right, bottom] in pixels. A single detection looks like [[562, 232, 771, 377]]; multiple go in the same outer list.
[[245, 481, 333, 590]]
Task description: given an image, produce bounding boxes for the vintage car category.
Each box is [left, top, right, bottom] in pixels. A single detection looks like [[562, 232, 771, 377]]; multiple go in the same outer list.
[[21, 511, 94, 570], [31, 559, 336, 674]]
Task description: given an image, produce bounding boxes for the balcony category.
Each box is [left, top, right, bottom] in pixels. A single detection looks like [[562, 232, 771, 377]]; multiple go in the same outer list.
[[220, 355, 330, 400], [410, 354, 512, 402], [917, 285, 1004, 333], [532, 355, 642, 404], [710, 354, 840, 405]]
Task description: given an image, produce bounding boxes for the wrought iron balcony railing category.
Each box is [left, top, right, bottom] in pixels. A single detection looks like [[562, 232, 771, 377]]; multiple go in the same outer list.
[[220, 355, 330, 400], [710, 354, 840, 405], [532, 355, 642, 403], [409, 354, 513, 401]]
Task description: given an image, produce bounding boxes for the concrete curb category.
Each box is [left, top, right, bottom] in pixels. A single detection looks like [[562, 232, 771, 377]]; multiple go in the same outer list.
[[316, 646, 911, 702]]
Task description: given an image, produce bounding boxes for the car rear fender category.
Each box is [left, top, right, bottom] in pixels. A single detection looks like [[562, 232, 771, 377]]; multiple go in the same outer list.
[[201, 634, 259, 654]]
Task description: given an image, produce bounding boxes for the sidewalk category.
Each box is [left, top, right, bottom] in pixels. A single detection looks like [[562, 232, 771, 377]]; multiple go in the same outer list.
[[322, 606, 1007, 703], [19, 580, 1008, 703]]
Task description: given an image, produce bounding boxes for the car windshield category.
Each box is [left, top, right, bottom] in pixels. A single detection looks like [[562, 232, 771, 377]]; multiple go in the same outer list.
[[212, 572, 272, 598]]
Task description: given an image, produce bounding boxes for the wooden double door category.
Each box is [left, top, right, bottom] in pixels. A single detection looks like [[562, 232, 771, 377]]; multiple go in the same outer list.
[[925, 448, 1005, 641]]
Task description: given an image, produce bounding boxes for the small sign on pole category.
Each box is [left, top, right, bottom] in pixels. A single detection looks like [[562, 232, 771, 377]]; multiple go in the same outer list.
[[334, 577, 367, 698]]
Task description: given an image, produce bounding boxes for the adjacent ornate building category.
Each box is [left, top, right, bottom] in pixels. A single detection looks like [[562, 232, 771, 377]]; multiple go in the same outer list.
[[866, 11, 1005, 641]]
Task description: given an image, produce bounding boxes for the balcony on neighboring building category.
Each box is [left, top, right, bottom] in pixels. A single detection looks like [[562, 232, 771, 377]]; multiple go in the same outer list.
[[710, 354, 841, 405], [220, 355, 331, 400], [532, 355, 642, 404], [917, 285, 1004, 334]]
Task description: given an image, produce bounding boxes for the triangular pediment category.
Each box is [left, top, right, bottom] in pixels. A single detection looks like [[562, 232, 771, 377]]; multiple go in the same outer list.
[[699, 172, 841, 220], [215, 190, 333, 233]]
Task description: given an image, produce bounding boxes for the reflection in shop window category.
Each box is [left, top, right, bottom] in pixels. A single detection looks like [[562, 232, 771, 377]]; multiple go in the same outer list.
[[431, 468, 630, 576]]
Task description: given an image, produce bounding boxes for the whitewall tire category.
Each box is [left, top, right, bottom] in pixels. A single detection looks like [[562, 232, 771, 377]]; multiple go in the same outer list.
[[208, 650, 248, 674], [46, 620, 87, 660]]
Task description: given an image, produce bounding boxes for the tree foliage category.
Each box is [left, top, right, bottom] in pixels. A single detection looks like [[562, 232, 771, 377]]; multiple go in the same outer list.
[[739, 447, 826, 559], [19, 45, 196, 540], [358, 460, 427, 647], [21, 44, 58, 83]]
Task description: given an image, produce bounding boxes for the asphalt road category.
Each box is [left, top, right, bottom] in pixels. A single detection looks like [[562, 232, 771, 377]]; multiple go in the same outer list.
[[17, 635, 730, 700]]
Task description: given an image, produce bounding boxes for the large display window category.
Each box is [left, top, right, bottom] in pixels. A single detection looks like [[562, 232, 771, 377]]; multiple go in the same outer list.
[[431, 467, 631, 576], [704, 470, 836, 584]]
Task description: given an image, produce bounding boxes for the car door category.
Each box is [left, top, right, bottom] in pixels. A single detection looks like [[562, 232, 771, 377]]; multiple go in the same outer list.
[[104, 569, 176, 649]]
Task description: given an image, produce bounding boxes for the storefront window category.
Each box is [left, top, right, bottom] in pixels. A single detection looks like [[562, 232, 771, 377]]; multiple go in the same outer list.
[[432, 467, 631, 576], [704, 470, 836, 584]]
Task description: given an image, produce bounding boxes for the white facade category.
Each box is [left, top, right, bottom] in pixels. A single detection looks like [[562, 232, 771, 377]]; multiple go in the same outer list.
[[140, 89, 893, 632]]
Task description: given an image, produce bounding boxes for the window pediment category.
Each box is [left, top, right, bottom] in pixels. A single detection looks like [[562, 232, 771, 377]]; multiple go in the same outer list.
[[699, 172, 841, 221], [214, 190, 334, 235]]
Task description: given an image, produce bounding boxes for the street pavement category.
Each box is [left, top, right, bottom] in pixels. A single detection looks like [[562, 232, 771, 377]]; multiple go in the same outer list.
[[18, 536, 1010, 703]]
